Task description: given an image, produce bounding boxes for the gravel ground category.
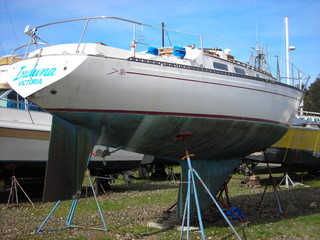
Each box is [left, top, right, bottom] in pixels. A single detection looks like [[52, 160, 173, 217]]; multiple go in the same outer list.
[[0, 175, 319, 240], [0, 181, 180, 240]]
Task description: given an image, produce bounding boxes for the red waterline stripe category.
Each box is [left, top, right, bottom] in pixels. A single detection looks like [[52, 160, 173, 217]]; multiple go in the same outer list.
[[126, 71, 300, 100], [46, 108, 289, 127]]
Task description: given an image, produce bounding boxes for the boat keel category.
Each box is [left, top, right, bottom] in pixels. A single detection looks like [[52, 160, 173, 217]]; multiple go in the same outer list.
[[177, 157, 241, 217], [43, 116, 96, 202]]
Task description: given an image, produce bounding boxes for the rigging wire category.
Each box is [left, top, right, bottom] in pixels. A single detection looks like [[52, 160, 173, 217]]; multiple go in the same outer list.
[[288, 0, 318, 17], [3, 0, 20, 48], [0, 41, 5, 56], [165, 29, 172, 47]]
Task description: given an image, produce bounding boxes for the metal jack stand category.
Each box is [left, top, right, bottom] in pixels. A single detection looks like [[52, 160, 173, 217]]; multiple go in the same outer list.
[[6, 175, 35, 208], [166, 166, 179, 181], [37, 154, 107, 233], [279, 172, 298, 188], [216, 174, 232, 207], [174, 132, 241, 240], [257, 151, 285, 216]]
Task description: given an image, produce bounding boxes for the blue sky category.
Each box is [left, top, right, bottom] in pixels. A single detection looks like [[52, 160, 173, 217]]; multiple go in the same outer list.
[[1, 0, 319, 84]]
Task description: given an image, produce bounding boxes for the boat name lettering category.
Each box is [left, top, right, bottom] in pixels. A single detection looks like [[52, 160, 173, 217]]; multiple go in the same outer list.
[[18, 79, 43, 86], [13, 65, 57, 81]]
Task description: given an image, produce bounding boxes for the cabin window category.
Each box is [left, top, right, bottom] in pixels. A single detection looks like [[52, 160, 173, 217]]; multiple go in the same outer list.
[[213, 62, 228, 71], [256, 74, 260, 78], [234, 67, 246, 75]]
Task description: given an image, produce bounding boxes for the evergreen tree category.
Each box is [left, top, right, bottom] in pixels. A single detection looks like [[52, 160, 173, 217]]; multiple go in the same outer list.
[[304, 75, 320, 112]]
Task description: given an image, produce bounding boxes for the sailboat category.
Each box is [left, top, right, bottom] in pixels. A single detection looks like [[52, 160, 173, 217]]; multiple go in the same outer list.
[[5, 16, 303, 215]]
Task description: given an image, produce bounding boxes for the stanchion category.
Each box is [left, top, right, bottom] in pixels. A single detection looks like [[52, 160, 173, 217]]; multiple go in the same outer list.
[[166, 166, 179, 181], [6, 176, 35, 208], [257, 151, 285, 216], [174, 132, 241, 240], [279, 172, 299, 187], [36, 153, 107, 233]]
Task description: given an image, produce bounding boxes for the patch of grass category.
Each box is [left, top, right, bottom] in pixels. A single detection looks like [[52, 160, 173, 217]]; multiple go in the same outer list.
[[1, 173, 320, 239]]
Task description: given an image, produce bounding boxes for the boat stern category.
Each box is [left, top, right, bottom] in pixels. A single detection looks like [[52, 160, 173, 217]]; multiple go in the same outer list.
[[6, 48, 88, 99]]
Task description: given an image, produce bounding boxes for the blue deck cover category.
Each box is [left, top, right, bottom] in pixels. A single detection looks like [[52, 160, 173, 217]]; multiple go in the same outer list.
[[147, 47, 159, 55], [173, 46, 186, 58]]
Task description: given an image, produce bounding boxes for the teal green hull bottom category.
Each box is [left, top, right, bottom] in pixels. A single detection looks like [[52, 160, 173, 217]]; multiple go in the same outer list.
[[177, 157, 241, 217], [42, 111, 287, 209]]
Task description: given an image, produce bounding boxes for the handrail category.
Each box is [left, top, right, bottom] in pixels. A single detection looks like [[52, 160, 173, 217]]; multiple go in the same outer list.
[[22, 17, 146, 57], [23, 16, 252, 56], [29, 16, 146, 30], [10, 42, 50, 56], [300, 111, 320, 117], [10, 16, 308, 87]]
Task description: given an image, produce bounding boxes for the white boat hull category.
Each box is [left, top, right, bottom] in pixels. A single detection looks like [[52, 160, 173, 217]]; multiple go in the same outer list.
[[7, 48, 303, 160]]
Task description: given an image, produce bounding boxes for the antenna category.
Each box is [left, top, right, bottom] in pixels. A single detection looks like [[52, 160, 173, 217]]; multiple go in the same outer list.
[[254, 0, 259, 47]]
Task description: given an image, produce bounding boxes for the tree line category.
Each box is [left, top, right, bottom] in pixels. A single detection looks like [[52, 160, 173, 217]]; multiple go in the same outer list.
[[303, 74, 320, 113]]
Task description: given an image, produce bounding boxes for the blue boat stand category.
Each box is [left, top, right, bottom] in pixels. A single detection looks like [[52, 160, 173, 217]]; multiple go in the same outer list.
[[36, 154, 107, 233], [175, 132, 242, 240]]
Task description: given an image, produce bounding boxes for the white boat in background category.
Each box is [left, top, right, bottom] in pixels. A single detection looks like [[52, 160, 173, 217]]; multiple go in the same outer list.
[[5, 17, 304, 215], [0, 57, 50, 180], [0, 90, 51, 178]]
